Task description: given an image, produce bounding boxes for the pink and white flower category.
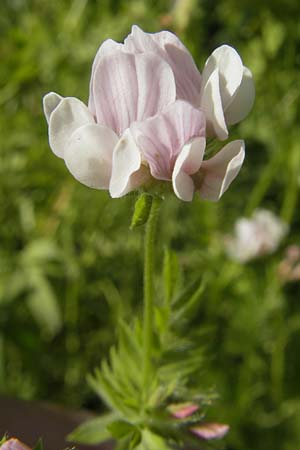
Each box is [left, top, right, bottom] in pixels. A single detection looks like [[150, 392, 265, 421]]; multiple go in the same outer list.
[[43, 25, 252, 201], [0, 439, 31, 450], [92, 25, 254, 140]]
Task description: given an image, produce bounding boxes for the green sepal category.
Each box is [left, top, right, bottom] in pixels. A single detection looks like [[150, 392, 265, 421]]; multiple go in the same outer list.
[[130, 194, 153, 229], [67, 412, 116, 445]]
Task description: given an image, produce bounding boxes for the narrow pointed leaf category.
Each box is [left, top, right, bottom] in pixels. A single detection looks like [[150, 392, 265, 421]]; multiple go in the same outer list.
[[67, 413, 116, 445]]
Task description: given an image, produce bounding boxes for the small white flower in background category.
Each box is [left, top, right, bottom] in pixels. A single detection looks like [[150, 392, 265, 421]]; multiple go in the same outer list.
[[225, 209, 288, 263], [43, 25, 254, 202]]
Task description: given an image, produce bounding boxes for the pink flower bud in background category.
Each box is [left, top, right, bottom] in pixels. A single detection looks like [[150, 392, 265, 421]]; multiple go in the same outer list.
[[1, 439, 31, 450], [190, 422, 229, 440], [168, 402, 199, 419]]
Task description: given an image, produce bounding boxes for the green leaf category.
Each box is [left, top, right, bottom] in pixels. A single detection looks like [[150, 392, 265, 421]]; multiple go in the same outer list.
[[67, 413, 116, 445], [108, 420, 135, 439], [33, 439, 44, 450], [163, 248, 179, 306], [142, 429, 171, 450], [129, 429, 142, 449], [130, 194, 153, 229], [0, 435, 8, 445], [172, 277, 207, 326], [26, 269, 62, 337]]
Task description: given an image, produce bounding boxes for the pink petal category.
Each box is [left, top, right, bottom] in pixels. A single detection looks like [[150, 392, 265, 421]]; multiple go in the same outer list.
[[124, 25, 201, 106], [131, 100, 206, 180], [172, 137, 205, 202], [92, 50, 176, 136], [169, 402, 200, 419], [64, 123, 118, 189], [45, 95, 95, 158], [1, 438, 31, 450], [88, 39, 123, 116], [109, 128, 147, 198], [191, 423, 229, 440], [200, 68, 228, 140], [201, 45, 243, 110], [198, 140, 245, 201], [225, 67, 255, 125]]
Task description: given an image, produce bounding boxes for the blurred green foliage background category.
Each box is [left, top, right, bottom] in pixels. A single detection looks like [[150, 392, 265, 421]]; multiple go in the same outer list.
[[1, 0, 300, 449]]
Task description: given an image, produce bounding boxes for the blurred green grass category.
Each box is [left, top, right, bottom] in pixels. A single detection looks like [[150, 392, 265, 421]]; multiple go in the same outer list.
[[0, 0, 300, 449]]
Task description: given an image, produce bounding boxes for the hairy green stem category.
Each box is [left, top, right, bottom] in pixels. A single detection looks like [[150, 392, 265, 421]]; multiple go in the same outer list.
[[142, 196, 161, 407]]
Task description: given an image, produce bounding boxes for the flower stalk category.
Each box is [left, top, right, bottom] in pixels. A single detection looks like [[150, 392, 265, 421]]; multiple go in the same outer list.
[[142, 195, 161, 408]]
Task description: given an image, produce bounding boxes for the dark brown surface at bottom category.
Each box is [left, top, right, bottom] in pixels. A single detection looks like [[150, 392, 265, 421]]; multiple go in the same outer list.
[[0, 397, 113, 450]]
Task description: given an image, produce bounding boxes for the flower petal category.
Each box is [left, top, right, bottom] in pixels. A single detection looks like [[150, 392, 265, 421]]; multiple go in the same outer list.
[[1, 438, 31, 450], [109, 128, 145, 198], [191, 423, 229, 440], [198, 140, 245, 201], [64, 123, 118, 189], [47, 96, 95, 158], [88, 39, 123, 116], [225, 67, 255, 125], [168, 402, 199, 419], [124, 25, 201, 106], [200, 69, 228, 140], [92, 50, 176, 136], [132, 100, 206, 180], [202, 45, 244, 110], [172, 137, 206, 201], [43, 91, 62, 123]]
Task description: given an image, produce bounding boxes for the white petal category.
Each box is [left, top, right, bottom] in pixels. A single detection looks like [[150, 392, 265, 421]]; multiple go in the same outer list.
[[92, 51, 176, 136], [172, 137, 206, 201], [199, 140, 245, 201], [48, 97, 95, 158], [64, 123, 118, 189], [43, 92, 62, 123], [202, 45, 244, 110], [109, 129, 143, 198], [125, 25, 201, 106], [225, 67, 255, 125], [200, 69, 228, 140], [88, 39, 124, 116]]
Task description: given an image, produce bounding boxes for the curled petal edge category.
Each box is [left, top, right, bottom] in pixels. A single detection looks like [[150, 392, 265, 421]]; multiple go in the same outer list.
[[172, 137, 206, 202], [200, 69, 228, 141], [198, 140, 245, 201], [109, 128, 145, 198], [225, 66, 255, 125], [46, 95, 95, 158]]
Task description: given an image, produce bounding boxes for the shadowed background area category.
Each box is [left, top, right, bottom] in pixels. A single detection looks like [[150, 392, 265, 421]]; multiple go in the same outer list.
[[0, 0, 300, 449]]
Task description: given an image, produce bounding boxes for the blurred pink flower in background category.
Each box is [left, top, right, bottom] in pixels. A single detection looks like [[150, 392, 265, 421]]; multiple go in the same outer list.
[[225, 209, 288, 263], [168, 401, 199, 419], [44, 25, 254, 201], [0, 439, 31, 450], [190, 422, 229, 440], [278, 245, 300, 282]]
